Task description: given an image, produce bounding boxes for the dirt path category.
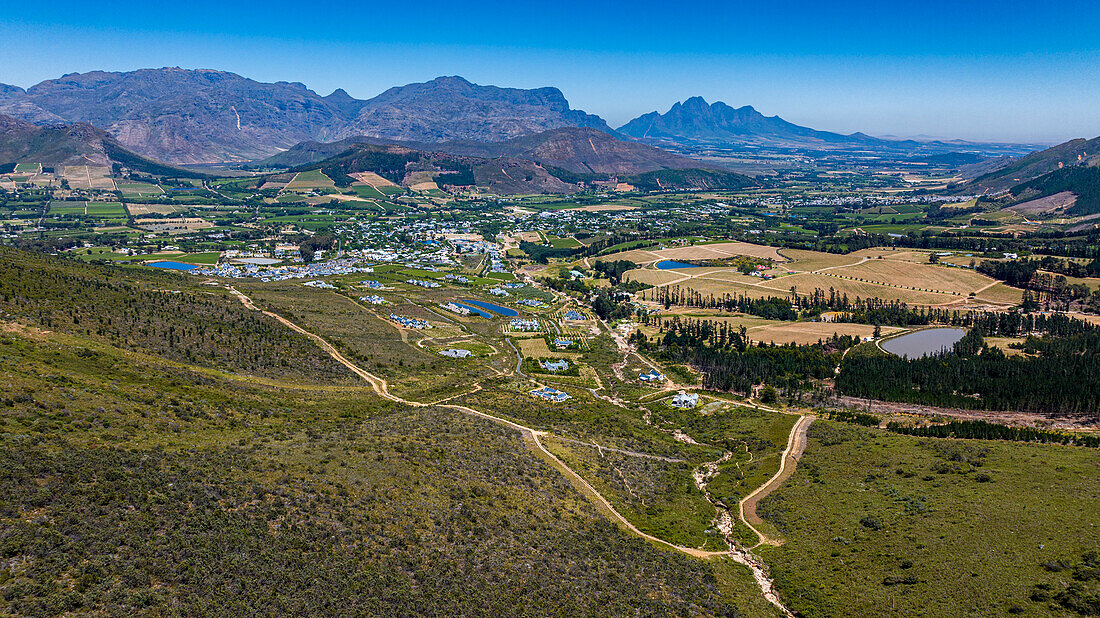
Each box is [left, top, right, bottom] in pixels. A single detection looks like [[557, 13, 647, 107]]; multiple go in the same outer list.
[[739, 415, 814, 548]]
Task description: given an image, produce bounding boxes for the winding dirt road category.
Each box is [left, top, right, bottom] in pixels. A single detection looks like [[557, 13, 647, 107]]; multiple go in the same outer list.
[[739, 415, 814, 548], [229, 285, 805, 615]]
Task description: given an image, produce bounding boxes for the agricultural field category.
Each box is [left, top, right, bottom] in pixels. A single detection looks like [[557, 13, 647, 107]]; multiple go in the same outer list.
[[116, 181, 165, 198], [62, 165, 115, 190], [547, 235, 582, 249], [48, 200, 89, 215], [827, 259, 997, 296], [13, 162, 41, 174], [606, 240, 787, 265], [284, 169, 336, 191], [126, 202, 188, 216]]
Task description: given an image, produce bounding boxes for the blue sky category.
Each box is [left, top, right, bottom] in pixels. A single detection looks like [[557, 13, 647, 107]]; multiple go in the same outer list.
[[2, 0, 1098, 143]]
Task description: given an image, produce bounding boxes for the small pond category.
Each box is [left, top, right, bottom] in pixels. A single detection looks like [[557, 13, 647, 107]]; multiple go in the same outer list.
[[456, 299, 519, 317], [147, 261, 199, 271], [880, 328, 966, 358], [655, 260, 700, 270]]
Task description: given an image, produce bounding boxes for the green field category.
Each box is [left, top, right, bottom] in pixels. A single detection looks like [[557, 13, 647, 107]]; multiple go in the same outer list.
[[49, 201, 88, 215], [548, 235, 583, 249], [352, 184, 386, 199], [116, 182, 165, 198], [14, 163, 41, 174], [759, 420, 1100, 617]]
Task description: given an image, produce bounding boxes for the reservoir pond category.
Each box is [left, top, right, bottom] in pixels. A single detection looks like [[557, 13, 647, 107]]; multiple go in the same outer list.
[[880, 328, 966, 358]]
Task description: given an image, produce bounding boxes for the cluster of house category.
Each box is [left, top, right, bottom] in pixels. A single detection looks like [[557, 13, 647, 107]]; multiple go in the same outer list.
[[361, 280, 385, 289], [440, 302, 472, 316], [303, 280, 335, 289], [488, 287, 510, 297], [670, 391, 699, 409], [639, 369, 665, 382], [510, 318, 540, 332], [530, 386, 570, 402], [562, 310, 586, 321], [440, 348, 472, 358], [443, 274, 470, 284], [407, 279, 441, 288], [359, 295, 385, 305], [389, 314, 431, 329], [192, 258, 374, 282], [553, 338, 574, 349], [540, 359, 570, 372], [449, 238, 508, 274], [517, 298, 546, 308]]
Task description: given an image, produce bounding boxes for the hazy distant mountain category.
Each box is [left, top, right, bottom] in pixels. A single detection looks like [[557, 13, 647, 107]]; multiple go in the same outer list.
[[0, 113, 203, 177], [617, 97, 890, 150], [0, 70, 614, 165], [333, 76, 613, 144], [966, 136, 1100, 192]]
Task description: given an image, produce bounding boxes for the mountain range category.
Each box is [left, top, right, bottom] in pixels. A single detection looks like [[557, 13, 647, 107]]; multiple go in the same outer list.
[[0, 70, 613, 164], [0, 67, 1032, 167], [261, 127, 702, 176]]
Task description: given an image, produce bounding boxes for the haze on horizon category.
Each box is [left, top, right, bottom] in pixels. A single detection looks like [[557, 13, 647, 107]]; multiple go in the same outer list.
[[2, 0, 1098, 145]]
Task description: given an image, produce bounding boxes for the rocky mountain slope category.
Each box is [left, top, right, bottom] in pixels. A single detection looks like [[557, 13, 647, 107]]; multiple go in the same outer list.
[[965, 136, 1100, 192], [333, 76, 612, 144], [0, 113, 202, 177], [0, 70, 613, 165], [278, 129, 754, 195], [261, 128, 703, 176]]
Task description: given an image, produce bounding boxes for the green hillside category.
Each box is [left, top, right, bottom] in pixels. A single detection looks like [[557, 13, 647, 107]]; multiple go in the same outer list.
[[1011, 165, 1100, 216]]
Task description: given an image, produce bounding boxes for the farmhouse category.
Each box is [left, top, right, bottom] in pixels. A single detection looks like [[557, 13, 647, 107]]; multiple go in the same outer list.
[[510, 318, 540, 331], [531, 387, 570, 402], [440, 348, 472, 358], [440, 302, 472, 315], [541, 359, 569, 372], [554, 338, 574, 348], [670, 391, 699, 409], [390, 314, 431, 329], [562, 310, 585, 321], [639, 369, 665, 382], [359, 295, 385, 305]]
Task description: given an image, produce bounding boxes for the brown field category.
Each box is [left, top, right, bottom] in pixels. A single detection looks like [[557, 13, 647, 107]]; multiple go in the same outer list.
[[757, 273, 956, 304], [514, 232, 543, 243], [410, 181, 440, 192], [350, 171, 398, 188], [62, 165, 115, 190], [984, 336, 1028, 356], [625, 269, 692, 287], [606, 240, 787, 265], [748, 321, 901, 345], [515, 336, 576, 359], [973, 283, 1024, 305], [781, 249, 863, 271], [850, 248, 934, 263], [566, 203, 638, 212], [134, 217, 212, 232], [830, 260, 995, 296], [126, 203, 186, 216]]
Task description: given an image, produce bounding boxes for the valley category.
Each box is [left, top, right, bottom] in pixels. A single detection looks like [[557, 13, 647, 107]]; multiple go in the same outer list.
[[1, 63, 1099, 617]]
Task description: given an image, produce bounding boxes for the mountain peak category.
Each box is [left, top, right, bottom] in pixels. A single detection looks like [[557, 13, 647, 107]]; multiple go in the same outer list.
[[619, 96, 881, 150]]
